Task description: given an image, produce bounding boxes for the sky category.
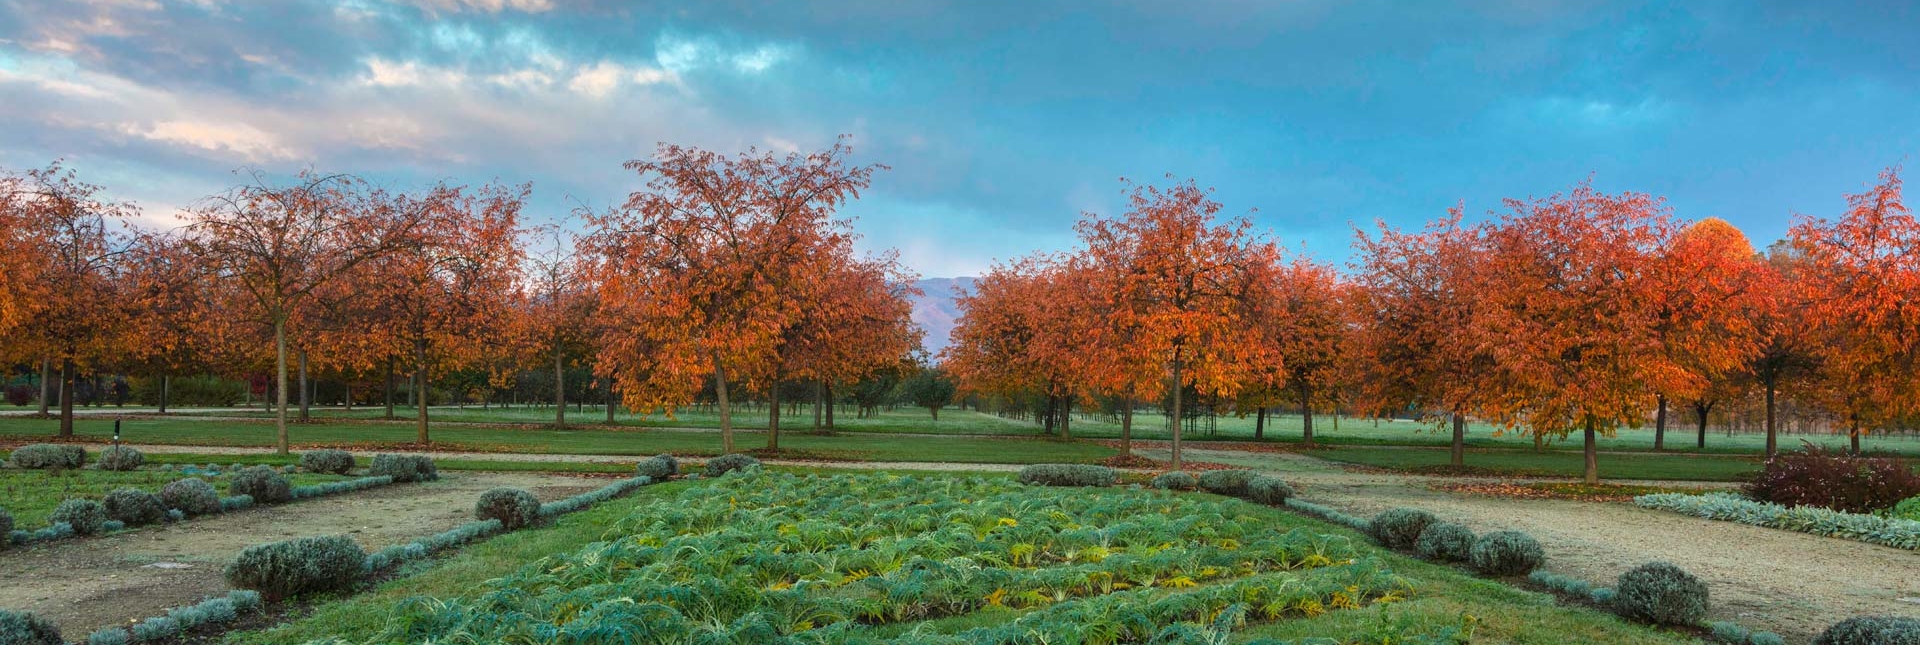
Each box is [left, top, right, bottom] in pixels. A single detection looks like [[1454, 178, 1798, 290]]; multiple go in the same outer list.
[[2, 0, 1918, 278]]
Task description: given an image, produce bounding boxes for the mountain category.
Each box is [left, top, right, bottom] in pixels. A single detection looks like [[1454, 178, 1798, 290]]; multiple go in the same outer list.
[[909, 277, 974, 355]]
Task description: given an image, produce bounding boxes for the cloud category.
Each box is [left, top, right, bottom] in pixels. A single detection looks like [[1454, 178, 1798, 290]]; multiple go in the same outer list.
[[123, 120, 299, 161]]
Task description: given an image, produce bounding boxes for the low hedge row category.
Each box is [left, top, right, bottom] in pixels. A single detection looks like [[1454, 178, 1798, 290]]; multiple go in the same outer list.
[[1531, 564, 1786, 644], [1636, 491, 1920, 550], [83, 590, 263, 645], [1017, 464, 1116, 487]]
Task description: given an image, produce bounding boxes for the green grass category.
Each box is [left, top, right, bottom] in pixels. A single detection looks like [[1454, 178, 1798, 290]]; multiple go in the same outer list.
[[0, 468, 350, 528], [1303, 446, 1767, 482], [228, 473, 1699, 645]]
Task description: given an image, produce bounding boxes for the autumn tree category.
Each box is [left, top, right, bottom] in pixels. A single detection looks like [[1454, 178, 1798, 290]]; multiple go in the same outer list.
[[767, 251, 922, 445], [123, 231, 218, 414], [943, 257, 1091, 439], [517, 229, 599, 428], [186, 170, 429, 454], [586, 139, 881, 454], [1741, 243, 1819, 455], [0, 171, 36, 343], [1476, 182, 1675, 483], [1789, 168, 1920, 454], [1643, 218, 1765, 451], [1074, 177, 1275, 468], [1070, 247, 1165, 457], [1244, 256, 1349, 448], [1351, 210, 1496, 466]]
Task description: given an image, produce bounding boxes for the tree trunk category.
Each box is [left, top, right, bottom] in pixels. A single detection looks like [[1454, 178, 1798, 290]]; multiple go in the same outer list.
[[1120, 396, 1133, 457], [1583, 416, 1599, 484], [605, 377, 616, 424], [1170, 356, 1185, 469], [298, 349, 312, 423], [714, 357, 734, 454], [58, 359, 75, 437], [1299, 382, 1315, 447], [1450, 411, 1466, 466], [158, 374, 170, 414], [1695, 400, 1711, 450], [824, 383, 835, 429], [274, 318, 290, 455], [1653, 394, 1667, 451], [344, 382, 352, 412], [768, 381, 782, 451], [38, 358, 51, 416], [415, 339, 429, 444], [1254, 407, 1265, 440], [384, 359, 396, 420], [1850, 416, 1862, 455], [1764, 375, 1778, 457], [553, 351, 566, 428], [813, 381, 823, 429]]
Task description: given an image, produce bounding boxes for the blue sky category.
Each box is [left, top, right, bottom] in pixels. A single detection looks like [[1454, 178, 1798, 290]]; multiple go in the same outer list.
[[2, 0, 1916, 277]]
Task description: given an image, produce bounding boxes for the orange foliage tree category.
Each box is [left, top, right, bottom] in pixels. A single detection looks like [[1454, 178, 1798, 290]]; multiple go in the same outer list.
[[1247, 256, 1349, 448], [518, 228, 600, 429], [943, 256, 1091, 439], [769, 250, 922, 446], [1643, 218, 1766, 451], [586, 139, 881, 454], [1788, 168, 1920, 453], [1740, 243, 1820, 455], [1070, 252, 1163, 456], [123, 231, 219, 414]]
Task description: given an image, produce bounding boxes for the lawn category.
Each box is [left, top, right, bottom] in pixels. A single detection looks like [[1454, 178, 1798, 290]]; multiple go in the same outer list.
[[1302, 446, 1771, 482], [0, 468, 351, 529], [229, 471, 1698, 644]]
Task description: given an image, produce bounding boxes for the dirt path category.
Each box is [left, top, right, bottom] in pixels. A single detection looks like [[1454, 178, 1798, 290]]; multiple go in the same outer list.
[[0, 471, 602, 638], [1139, 447, 1920, 642]]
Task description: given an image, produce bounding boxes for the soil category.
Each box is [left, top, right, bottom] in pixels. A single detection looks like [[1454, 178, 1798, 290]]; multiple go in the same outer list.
[[1143, 447, 1920, 643], [0, 471, 600, 638]]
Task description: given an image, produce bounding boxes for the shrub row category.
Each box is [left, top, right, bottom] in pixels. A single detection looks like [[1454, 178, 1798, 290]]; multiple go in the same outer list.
[[1636, 491, 1920, 550], [1342, 505, 1544, 578], [1197, 469, 1256, 496], [291, 476, 394, 500], [1149, 471, 1196, 491], [1743, 443, 1920, 514], [83, 590, 263, 645], [1708, 620, 1788, 645], [538, 476, 653, 517], [1535, 562, 1789, 643], [0, 608, 62, 644], [365, 519, 504, 572], [1280, 498, 1373, 532], [7, 444, 85, 469], [1016, 464, 1116, 487]]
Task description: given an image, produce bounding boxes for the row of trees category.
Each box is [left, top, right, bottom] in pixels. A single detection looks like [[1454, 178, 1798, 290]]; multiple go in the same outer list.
[[946, 171, 1920, 482], [0, 140, 924, 455]]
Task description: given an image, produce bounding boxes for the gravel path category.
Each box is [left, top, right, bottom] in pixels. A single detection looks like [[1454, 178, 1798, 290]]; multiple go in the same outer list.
[[1141, 447, 1920, 643]]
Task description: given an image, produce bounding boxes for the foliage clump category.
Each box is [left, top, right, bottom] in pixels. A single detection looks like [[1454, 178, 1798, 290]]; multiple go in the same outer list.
[[1468, 530, 1544, 576], [1611, 561, 1709, 625], [704, 453, 761, 477], [1016, 464, 1116, 487], [1197, 469, 1257, 496], [635, 454, 678, 479], [103, 487, 167, 526], [1151, 471, 1197, 491], [369, 454, 438, 483], [51, 498, 108, 535], [1814, 616, 1920, 645], [1414, 522, 1476, 562], [1245, 475, 1294, 505], [299, 449, 356, 475], [1367, 507, 1437, 549], [0, 609, 62, 645], [225, 535, 367, 600], [96, 445, 144, 471], [230, 465, 292, 504], [8, 444, 84, 470], [1744, 443, 1920, 513], [476, 488, 541, 529]]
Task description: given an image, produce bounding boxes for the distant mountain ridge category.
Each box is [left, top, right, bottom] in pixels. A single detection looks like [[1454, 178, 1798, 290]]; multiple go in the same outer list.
[[909, 277, 974, 355]]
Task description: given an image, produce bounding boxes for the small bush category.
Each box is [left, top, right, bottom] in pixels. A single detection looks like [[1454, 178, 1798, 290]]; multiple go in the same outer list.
[[1368, 507, 1438, 549], [130, 616, 180, 641], [299, 449, 356, 475], [230, 465, 292, 504], [1151, 471, 1198, 491], [1197, 470, 1257, 496], [1744, 442, 1920, 514], [224, 535, 367, 600], [0, 609, 62, 645], [704, 453, 762, 477], [1612, 561, 1709, 625], [635, 454, 679, 479], [103, 488, 167, 526], [1813, 616, 1920, 645], [220, 495, 254, 513], [227, 589, 263, 613], [1469, 530, 1544, 576], [52, 498, 108, 535], [96, 445, 144, 471], [85, 627, 130, 645], [1245, 475, 1294, 505], [8, 444, 84, 469], [1892, 497, 1920, 522], [369, 454, 438, 483], [1415, 522, 1477, 562], [3, 384, 32, 407], [161, 478, 221, 516], [475, 488, 540, 529], [1017, 464, 1116, 487]]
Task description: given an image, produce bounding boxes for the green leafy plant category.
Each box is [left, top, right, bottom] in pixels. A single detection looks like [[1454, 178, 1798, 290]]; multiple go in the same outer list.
[[1468, 530, 1543, 576], [103, 487, 167, 526], [225, 535, 367, 600], [1197, 469, 1256, 496], [230, 465, 292, 504], [475, 488, 540, 529], [1612, 561, 1708, 625], [1368, 508, 1437, 549], [1016, 463, 1116, 487], [1415, 522, 1476, 563], [300, 449, 356, 475]]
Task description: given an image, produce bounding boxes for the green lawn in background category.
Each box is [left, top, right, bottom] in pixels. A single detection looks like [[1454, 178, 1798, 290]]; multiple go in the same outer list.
[[0, 468, 350, 529]]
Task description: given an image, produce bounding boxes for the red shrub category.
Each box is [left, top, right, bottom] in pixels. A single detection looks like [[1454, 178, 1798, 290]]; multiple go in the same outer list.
[[3, 385, 32, 407], [1743, 442, 1920, 513]]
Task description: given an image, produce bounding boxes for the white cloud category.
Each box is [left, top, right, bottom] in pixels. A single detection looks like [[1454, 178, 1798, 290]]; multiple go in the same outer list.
[[655, 33, 793, 76], [405, 0, 554, 14], [123, 119, 299, 161]]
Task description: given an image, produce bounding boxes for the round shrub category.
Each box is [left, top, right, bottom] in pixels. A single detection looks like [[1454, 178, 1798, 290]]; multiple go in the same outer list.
[[635, 454, 679, 479], [1245, 475, 1294, 505], [1814, 616, 1920, 645], [1469, 530, 1545, 576], [96, 446, 145, 471], [224, 534, 367, 601], [161, 478, 221, 516], [1151, 471, 1198, 491], [299, 449, 356, 475], [1368, 507, 1438, 549], [103, 488, 167, 526], [51, 499, 108, 535], [1613, 562, 1709, 626], [8, 444, 84, 470], [1017, 464, 1117, 487], [1415, 522, 1477, 563], [704, 453, 762, 477], [369, 454, 438, 483], [230, 466, 292, 504], [475, 488, 540, 529], [0, 608, 62, 645], [1197, 470, 1257, 496]]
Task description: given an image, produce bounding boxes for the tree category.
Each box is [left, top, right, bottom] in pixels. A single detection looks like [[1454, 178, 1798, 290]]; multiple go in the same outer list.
[[518, 229, 598, 429], [900, 362, 957, 420], [1244, 256, 1349, 447], [1788, 168, 1920, 454], [1741, 243, 1819, 455], [1642, 218, 1765, 451], [186, 170, 430, 454], [123, 232, 217, 414], [1071, 249, 1165, 457], [586, 139, 881, 454], [943, 257, 1090, 440], [770, 251, 922, 443], [1075, 177, 1276, 468], [1476, 182, 1675, 483]]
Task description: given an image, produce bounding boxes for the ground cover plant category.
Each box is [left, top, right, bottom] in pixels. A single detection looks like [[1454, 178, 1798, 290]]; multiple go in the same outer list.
[[1635, 491, 1920, 550]]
